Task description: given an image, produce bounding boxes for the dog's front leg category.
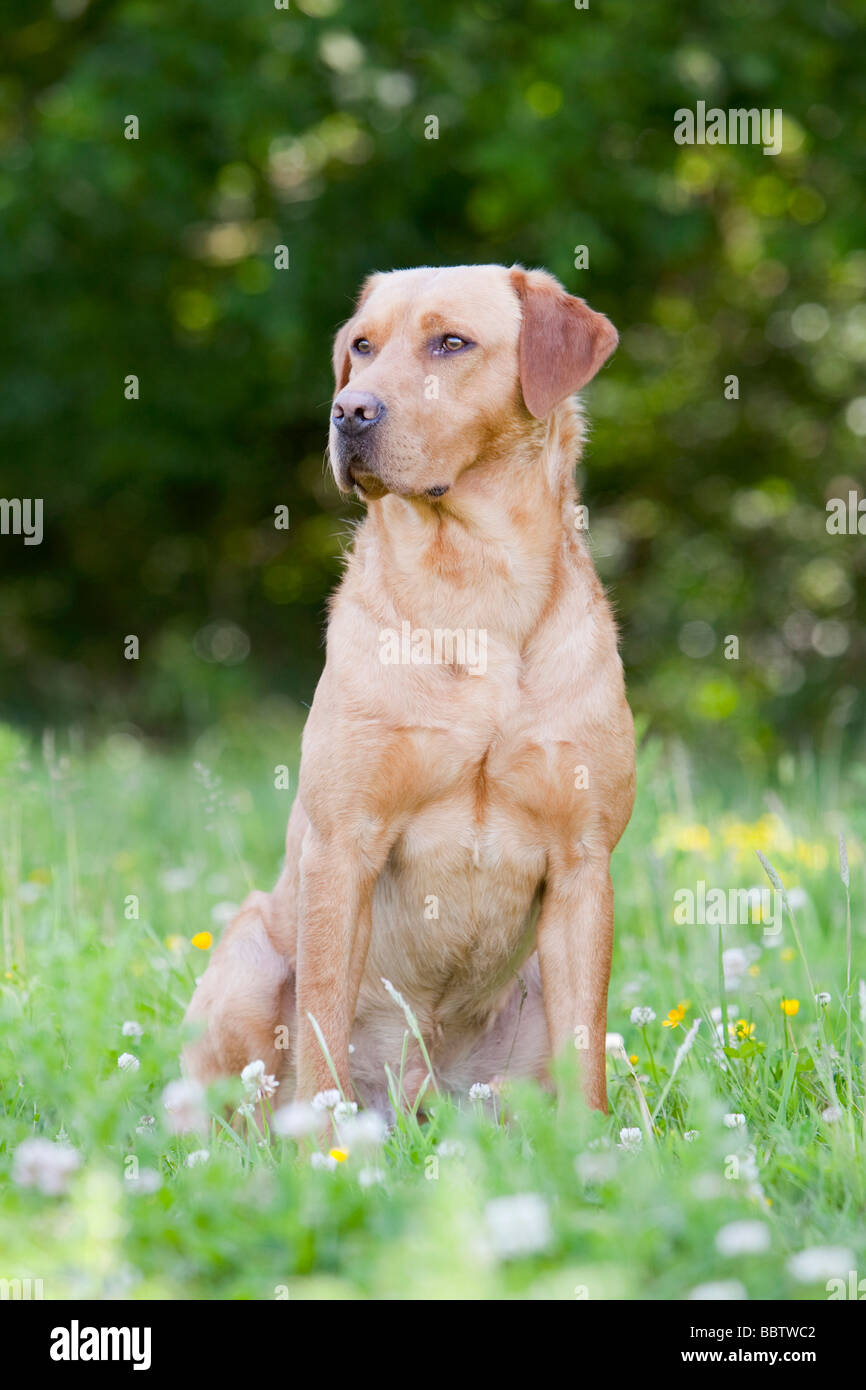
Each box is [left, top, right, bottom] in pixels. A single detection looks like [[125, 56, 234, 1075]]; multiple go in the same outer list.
[[295, 825, 389, 1102], [536, 850, 614, 1112]]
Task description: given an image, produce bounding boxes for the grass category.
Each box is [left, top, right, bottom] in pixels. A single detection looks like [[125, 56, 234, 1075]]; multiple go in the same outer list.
[[1, 716, 864, 1301]]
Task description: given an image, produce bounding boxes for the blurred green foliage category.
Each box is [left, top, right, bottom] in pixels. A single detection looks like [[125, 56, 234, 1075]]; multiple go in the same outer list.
[[1, 0, 864, 755]]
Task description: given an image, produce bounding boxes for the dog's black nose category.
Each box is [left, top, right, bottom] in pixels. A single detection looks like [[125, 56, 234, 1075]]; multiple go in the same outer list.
[[331, 390, 386, 436]]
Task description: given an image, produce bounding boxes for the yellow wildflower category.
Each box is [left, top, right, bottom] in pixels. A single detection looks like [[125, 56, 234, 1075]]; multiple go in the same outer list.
[[191, 931, 212, 950], [780, 998, 800, 1017], [329, 1147, 349, 1163], [780, 947, 796, 962]]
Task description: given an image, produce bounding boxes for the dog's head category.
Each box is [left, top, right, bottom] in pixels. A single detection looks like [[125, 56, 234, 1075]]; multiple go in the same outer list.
[[328, 264, 618, 501]]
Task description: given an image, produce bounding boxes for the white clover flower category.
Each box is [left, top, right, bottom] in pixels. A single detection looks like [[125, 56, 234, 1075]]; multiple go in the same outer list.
[[469, 1082, 492, 1101], [211, 900, 239, 925], [821, 1104, 843, 1124], [160, 867, 197, 894], [185, 1149, 210, 1167], [722, 947, 748, 986], [484, 1193, 552, 1260], [605, 1032, 626, 1055], [575, 1150, 617, 1184], [241, 1059, 279, 1102], [815, 991, 832, 1007], [310, 1152, 337, 1172], [618, 1127, 643, 1152], [311, 1089, 341, 1112], [126, 1168, 162, 1194], [689, 1280, 748, 1301], [162, 1078, 206, 1134], [121, 1021, 143, 1038], [337, 1111, 387, 1150], [273, 1101, 319, 1139], [711, 1004, 739, 1023], [333, 1100, 358, 1122], [723, 1112, 747, 1129], [12, 1137, 81, 1195], [359, 1166, 386, 1188], [787, 1246, 855, 1284], [117, 1052, 139, 1072], [715, 1220, 771, 1257], [683, 1129, 700, 1142], [437, 1139, 465, 1159], [630, 1006, 656, 1027]]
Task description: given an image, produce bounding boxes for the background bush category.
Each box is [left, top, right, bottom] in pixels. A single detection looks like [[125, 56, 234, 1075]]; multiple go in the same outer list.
[[1, 0, 864, 758]]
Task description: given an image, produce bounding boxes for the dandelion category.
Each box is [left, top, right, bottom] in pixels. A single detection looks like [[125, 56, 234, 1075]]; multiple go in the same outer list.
[[715, 1220, 771, 1257], [469, 1082, 492, 1101], [689, 1280, 747, 1301], [117, 1052, 139, 1072], [484, 1193, 552, 1260], [723, 1113, 746, 1129], [815, 991, 832, 1007], [787, 1246, 855, 1284], [273, 1102, 319, 1139], [12, 1138, 81, 1196], [311, 1089, 341, 1112], [780, 998, 799, 1017], [683, 1129, 699, 1142], [185, 1149, 210, 1167], [191, 931, 212, 950], [618, 1127, 642, 1152], [310, 1152, 337, 1172], [162, 1078, 206, 1133], [605, 1032, 627, 1055], [332, 1100, 358, 1123], [630, 1006, 656, 1026], [121, 1021, 143, 1038], [821, 1104, 842, 1124], [241, 1060, 279, 1102]]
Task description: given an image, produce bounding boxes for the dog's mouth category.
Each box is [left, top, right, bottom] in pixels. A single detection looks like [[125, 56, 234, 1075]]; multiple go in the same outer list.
[[347, 467, 388, 500]]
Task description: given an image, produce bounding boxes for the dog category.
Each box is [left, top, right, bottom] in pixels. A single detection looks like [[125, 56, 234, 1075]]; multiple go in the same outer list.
[[184, 264, 635, 1116]]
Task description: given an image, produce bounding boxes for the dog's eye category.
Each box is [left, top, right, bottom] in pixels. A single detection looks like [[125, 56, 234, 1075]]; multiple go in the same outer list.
[[352, 337, 372, 354], [442, 334, 466, 352]]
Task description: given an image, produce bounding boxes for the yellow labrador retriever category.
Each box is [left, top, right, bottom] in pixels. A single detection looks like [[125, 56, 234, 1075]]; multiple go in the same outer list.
[[184, 264, 635, 1114]]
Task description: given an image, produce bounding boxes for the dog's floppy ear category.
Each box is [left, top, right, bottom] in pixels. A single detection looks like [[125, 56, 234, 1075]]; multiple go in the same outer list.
[[332, 273, 382, 391], [509, 266, 618, 420]]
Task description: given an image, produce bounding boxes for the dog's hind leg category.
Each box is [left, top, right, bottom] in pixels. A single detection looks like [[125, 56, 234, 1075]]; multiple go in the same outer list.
[[183, 889, 296, 1091]]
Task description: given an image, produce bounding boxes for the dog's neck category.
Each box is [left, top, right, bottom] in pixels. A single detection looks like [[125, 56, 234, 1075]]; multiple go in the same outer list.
[[348, 399, 593, 645]]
